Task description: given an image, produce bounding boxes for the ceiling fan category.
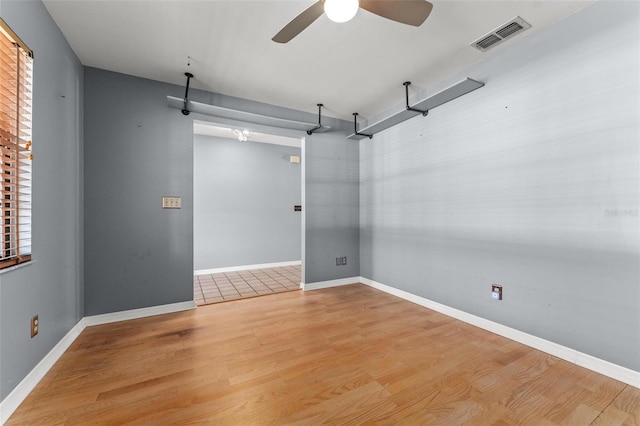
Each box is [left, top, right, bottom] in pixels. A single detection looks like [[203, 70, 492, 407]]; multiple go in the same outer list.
[[272, 0, 434, 43]]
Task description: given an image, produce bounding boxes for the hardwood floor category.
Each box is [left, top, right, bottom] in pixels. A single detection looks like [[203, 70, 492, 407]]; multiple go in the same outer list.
[[7, 284, 640, 425]]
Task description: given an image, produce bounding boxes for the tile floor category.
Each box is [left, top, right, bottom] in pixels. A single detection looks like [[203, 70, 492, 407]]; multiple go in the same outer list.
[[194, 264, 301, 306]]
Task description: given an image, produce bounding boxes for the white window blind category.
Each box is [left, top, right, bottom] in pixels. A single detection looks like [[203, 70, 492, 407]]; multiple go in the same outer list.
[[0, 18, 33, 270]]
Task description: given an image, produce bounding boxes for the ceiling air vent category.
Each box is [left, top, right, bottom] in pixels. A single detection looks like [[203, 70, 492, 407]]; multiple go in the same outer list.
[[471, 16, 531, 52]]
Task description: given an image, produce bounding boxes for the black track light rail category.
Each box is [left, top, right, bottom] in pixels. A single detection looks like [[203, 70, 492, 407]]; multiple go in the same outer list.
[[353, 113, 373, 139], [181, 72, 194, 116], [307, 103, 324, 135], [403, 81, 429, 116]]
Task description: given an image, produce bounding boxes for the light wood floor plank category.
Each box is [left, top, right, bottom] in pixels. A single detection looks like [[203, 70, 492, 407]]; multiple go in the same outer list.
[[6, 284, 639, 424], [592, 385, 640, 425]]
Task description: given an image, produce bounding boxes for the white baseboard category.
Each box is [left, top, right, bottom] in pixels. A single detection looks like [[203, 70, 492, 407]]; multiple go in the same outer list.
[[1, 318, 86, 425], [194, 260, 301, 276], [301, 276, 360, 291], [0, 300, 196, 424], [360, 277, 640, 389], [83, 301, 196, 327]]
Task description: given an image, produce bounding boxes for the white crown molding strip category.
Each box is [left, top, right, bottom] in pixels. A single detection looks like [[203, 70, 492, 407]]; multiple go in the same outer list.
[[301, 277, 360, 291], [194, 260, 301, 276], [0, 318, 86, 425], [0, 300, 196, 424], [359, 277, 640, 389]]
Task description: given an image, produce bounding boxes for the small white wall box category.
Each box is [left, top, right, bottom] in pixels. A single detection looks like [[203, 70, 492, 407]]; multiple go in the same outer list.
[[492, 284, 503, 300]]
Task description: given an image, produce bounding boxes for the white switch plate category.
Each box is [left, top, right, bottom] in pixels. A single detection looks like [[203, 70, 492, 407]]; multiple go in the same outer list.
[[162, 196, 181, 209]]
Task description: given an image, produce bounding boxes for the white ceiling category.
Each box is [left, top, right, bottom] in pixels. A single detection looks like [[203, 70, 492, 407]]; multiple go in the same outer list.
[[42, 0, 596, 121]]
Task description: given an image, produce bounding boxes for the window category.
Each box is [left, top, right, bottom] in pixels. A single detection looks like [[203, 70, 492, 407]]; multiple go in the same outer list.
[[0, 18, 33, 270]]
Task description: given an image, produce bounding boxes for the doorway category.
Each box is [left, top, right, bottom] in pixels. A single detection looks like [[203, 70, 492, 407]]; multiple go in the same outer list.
[[193, 122, 303, 305]]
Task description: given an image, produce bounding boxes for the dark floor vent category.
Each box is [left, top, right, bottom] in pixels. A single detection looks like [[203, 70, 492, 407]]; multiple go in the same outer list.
[[471, 17, 531, 52]]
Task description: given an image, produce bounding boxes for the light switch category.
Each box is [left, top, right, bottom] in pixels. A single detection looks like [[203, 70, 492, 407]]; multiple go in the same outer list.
[[162, 196, 181, 209]]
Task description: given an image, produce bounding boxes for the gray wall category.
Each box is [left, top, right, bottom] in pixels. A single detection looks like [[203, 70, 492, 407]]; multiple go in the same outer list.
[[360, 1, 639, 371], [84, 68, 194, 315], [0, 0, 84, 400], [304, 131, 360, 283], [193, 135, 301, 270], [84, 67, 358, 314]]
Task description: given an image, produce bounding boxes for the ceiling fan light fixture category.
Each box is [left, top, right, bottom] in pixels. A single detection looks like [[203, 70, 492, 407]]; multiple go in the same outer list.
[[324, 0, 359, 23], [232, 128, 253, 142]]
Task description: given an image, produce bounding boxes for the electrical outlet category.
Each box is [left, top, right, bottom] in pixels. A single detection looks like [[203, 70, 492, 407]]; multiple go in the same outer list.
[[336, 257, 341, 266], [341, 256, 347, 266], [31, 315, 39, 338], [491, 284, 503, 301]]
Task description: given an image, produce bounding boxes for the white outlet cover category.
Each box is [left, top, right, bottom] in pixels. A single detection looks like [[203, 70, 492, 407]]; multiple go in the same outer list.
[[162, 196, 181, 209]]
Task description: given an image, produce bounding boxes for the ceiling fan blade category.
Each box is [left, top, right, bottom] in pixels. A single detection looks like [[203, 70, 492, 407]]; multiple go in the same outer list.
[[272, 1, 325, 43], [359, 0, 433, 27]]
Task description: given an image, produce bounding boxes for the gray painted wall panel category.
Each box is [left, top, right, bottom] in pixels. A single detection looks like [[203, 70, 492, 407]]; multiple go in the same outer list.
[[193, 135, 301, 270], [84, 68, 194, 315], [360, 1, 639, 370], [304, 132, 360, 282], [0, 0, 84, 400]]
